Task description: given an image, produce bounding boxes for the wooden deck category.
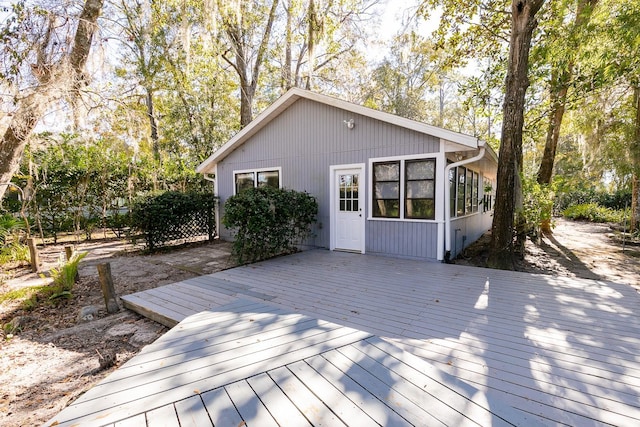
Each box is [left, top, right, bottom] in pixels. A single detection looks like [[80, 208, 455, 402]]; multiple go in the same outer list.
[[50, 249, 640, 426]]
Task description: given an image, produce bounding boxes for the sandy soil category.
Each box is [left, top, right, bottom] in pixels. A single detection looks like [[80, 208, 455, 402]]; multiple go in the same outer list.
[[1, 219, 639, 426], [0, 238, 236, 427], [456, 218, 640, 288]]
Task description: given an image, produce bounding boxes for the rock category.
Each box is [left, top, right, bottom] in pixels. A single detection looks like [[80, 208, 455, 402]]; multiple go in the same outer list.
[[5, 316, 31, 334], [106, 323, 137, 337], [77, 306, 99, 323], [129, 330, 159, 347]]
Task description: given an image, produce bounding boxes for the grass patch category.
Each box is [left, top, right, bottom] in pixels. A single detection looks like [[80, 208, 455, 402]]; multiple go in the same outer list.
[[0, 284, 49, 308]]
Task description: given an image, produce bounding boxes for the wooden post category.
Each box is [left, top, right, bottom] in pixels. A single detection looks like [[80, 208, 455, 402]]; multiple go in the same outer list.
[[27, 238, 39, 272], [97, 263, 119, 313], [64, 245, 80, 282]]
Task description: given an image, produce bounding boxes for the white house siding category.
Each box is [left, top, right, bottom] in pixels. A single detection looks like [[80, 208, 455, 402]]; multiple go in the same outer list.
[[216, 98, 442, 259]]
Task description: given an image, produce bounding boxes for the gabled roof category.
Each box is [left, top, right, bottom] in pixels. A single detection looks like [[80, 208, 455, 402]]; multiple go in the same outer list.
[[197, 88, 485, 173]]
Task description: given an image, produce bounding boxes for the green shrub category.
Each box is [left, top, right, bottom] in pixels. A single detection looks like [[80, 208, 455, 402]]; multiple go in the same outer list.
[[130, 191, 217, 250], [222, 187, 318, 264], [562, 203, 626, 223], [555, 187, 632, 212], [522, 178, 555, 239], [48, 251, 87, 300]]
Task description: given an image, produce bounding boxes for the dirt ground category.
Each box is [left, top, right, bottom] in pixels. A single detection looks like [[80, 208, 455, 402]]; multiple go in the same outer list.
[[1, 219, 639, 427], [0, 237, 236, 427], [456, 218, 640, 288]]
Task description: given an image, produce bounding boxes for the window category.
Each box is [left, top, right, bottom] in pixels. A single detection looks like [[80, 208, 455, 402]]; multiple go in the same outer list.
[[465, 168, 473, 214], [257, 170, 279, 188], [339, 173, 359, 212], [405, 160, 435, 219], [234, 168, 280, 194], [457, 166, 466, 216], [373, 162, 400, 218], [235, 172, 255, 194], [372, 158, 436, 220], [451, 165, 483, 217], [483, 177, 494, 212], [449, 167, 457, 217], [472, 171, 479, 213]]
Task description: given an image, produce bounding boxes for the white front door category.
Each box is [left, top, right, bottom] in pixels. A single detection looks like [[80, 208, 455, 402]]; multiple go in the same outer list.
[[331, 165, 365, 253]]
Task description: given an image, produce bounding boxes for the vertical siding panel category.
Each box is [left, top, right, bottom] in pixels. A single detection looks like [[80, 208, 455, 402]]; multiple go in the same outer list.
[[219, 98, 448, 260]]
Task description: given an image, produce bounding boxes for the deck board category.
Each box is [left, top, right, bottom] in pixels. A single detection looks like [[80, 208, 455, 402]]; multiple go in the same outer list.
[[51, 249, 640, 427], [144, 404, 180, 427]]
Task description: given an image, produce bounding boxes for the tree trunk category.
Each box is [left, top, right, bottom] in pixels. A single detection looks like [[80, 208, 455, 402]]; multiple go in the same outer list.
[[0, 0, 104, 201], [487, 0, 545, 270], [631, 85, 640, 232], [537, 70, 568, 185], [0, 98, 44, 199], [536, 0, 598, 234], [306, 0, 317, 90], [222, 0, 279, 128], [284, 0, 293, 91], [145, 88, 160, 160], [239, 75, 254, 128]]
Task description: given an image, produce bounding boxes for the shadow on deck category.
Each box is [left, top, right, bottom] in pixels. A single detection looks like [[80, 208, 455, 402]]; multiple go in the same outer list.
[[49, 249, 640, 426]]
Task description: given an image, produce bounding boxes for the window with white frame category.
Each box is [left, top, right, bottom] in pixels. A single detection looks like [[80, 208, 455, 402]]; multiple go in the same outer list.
[[483, 177, 494, 212], [233, 168, 281, 194], [372, 158, 436, 220], [372, 161, 400, 218], [450, 165, 482, 217]]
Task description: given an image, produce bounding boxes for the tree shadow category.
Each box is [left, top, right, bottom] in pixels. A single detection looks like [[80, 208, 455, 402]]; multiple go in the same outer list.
[[43, 250, 640, 426], [536, 232, 601, 280]]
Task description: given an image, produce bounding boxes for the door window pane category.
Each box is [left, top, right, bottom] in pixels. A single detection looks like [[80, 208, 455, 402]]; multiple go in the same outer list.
[[339, 173, 359, 212]]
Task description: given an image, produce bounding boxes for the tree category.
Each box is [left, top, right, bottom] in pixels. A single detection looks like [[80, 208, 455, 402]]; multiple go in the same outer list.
[[218, 0, 280, 127], [576, 0, 640, 230], [487, 0, 546, 270], [0, 0, 104, 201], [362, 31, 443, 122], [535, 0, 599, 187], [116, 0, 169, 160]]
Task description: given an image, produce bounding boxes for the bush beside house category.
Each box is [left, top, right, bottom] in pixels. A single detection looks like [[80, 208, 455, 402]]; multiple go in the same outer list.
[[223, 187, 317, 263]]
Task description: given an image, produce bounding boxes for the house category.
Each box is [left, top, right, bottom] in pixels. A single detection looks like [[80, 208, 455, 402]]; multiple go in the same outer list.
[[197, 88, 498, 262]]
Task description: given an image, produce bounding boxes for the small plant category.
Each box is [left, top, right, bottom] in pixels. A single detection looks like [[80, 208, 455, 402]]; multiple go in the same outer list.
[[0, 241, 30, 264], [0, 214, 25, 245], [48, 251, 87, 300]]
